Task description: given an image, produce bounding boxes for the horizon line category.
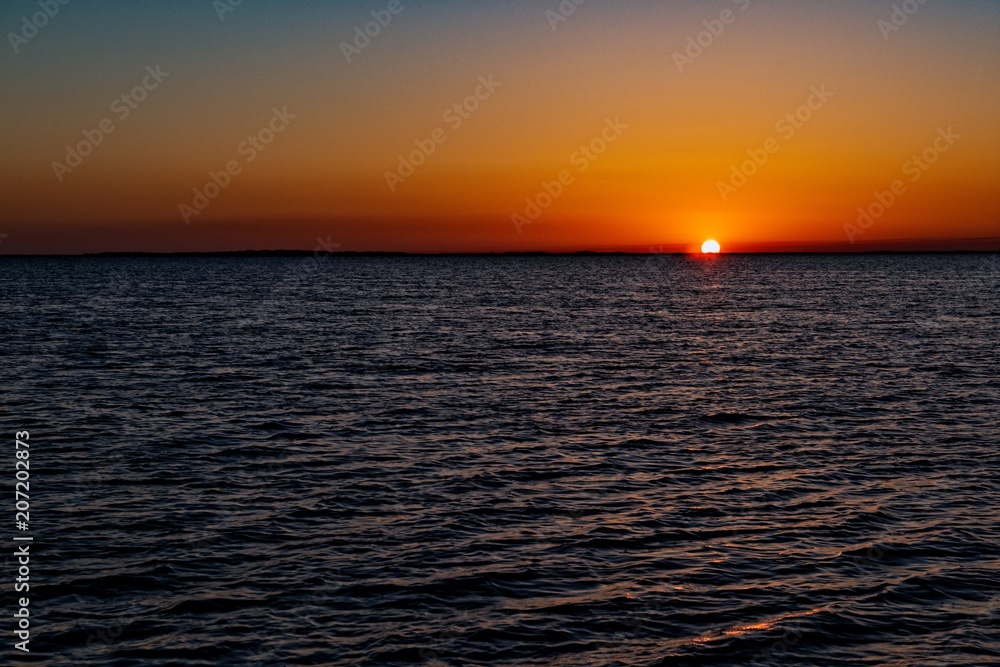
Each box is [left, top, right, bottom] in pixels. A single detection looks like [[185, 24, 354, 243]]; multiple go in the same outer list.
[[3, 249, 999, 258]]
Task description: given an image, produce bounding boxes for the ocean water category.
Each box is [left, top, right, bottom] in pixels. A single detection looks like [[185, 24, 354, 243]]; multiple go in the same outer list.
[[1, 254, 999, 666]]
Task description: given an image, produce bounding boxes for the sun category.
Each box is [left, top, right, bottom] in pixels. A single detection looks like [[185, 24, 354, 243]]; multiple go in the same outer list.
[[701, 239, 722, 254]]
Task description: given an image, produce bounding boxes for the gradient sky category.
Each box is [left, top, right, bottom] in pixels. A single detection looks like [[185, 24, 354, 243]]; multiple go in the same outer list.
[[1, 0, 998, 253]]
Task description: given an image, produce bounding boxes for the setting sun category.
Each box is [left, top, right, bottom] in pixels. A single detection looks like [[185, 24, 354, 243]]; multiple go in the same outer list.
[[701, 240, 722, 254]]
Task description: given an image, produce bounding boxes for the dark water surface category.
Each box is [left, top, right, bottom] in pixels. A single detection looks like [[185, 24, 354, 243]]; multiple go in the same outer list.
[[2, 254, 999, 666]]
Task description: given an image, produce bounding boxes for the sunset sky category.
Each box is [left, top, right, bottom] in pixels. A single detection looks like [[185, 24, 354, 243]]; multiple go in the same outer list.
[[1, 0, 998, 253]]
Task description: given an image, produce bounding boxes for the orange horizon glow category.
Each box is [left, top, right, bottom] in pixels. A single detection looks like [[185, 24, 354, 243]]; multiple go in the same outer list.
[[0, 2, 997, 254]]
